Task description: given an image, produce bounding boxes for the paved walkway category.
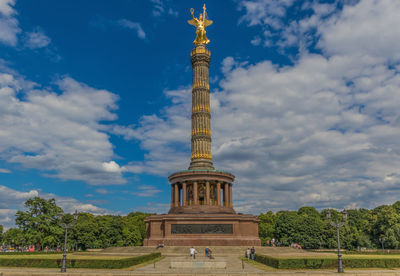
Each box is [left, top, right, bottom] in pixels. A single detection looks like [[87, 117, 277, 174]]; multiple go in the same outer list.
[[134, 255, 264, 274], [3, 247, 400, 275], [3, 267, 400, 275]]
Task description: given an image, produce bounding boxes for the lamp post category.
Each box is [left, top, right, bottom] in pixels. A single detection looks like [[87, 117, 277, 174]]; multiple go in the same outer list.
[[379, 237, 386, 250], [59, 210, 78, 273], [327, 209, 347, 273]]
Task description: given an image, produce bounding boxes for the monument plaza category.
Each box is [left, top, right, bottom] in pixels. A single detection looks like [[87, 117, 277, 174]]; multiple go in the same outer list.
[[143, 5, 260, 247]]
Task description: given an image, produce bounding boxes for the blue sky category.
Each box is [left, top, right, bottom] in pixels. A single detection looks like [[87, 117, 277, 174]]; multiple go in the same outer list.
[[1, 0, 400, 229]]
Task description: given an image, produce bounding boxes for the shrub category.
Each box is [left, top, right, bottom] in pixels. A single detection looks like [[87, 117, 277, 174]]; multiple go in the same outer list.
[[0, 252, 161, 269], [0, 251, 63, 255], [254, 254, 400, 269]]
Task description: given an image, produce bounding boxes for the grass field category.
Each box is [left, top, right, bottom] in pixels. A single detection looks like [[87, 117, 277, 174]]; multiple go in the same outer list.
[[0, 253, 131, 260]]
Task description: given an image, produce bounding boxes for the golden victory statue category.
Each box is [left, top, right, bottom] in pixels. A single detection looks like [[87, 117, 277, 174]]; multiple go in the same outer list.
[[188, 4, 213, 45]]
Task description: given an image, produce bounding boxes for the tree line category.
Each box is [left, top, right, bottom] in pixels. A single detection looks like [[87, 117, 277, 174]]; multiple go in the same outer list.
[[2, 197, 400, 250], [0, 197, 150, 250], [259, 202, 400, 249]]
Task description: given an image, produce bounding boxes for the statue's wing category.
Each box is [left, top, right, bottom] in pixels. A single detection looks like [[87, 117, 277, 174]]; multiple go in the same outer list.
[[188, 19, 197, 26], [204, 19, 213, 27]]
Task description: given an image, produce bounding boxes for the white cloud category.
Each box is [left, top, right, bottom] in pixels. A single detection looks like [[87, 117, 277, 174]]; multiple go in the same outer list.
[[317, 0, 400, 61], [0, 0, 15, 16], [0, 68, 129, 185], [117, 19, 146, 39], [111, 87, 191, 176], [132, 185, 161, 197], [250, 36, 261, 46], [24, 28, 51, 49], [0, 168, 10, 173], [121, 0, 400, 214], [95, 188, 109, 195], [0, 185, 109, 229], [131, 201, 169, 214], [150, 0, 178, 17], [0, 0, 20, 46]]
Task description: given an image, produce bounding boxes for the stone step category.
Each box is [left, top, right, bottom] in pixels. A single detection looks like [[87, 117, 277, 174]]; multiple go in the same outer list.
[[100, 245, 307, 257]]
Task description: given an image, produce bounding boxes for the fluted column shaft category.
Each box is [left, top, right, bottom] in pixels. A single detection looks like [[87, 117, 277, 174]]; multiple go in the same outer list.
[[174, 183, 179, 207], [229, 184, 233, 207], [171, 185, 174, 208], [182, 182, 187, 206], [193, 181, 198, 205], [189, 45, 214, 170], [224, 183, 229, 207], [205, 181, 210, 205], [216, 182, 221, 206]]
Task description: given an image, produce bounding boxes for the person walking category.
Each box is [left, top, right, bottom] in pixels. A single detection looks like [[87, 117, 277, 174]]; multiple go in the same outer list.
[[205, 247, 208, 257], [250, 246, 255, 260], [246, 248, 251, 260], [190, 246, 197, 259]]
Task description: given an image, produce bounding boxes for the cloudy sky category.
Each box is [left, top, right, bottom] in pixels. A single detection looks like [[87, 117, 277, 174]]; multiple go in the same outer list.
[[1, 0, 400, 229]]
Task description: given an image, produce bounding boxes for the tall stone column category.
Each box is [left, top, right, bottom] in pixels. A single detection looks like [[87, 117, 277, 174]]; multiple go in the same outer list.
[[205, 181, 210, 205], [174, 183, 179, 207], [171, 184, 174, 208], [229, 184, 233, 207], [189, 45, 214, 171], [182, 182, 187, 206], [193, 181, 198, 205], [224, 183, 229, 207], [216, 181, 221, 206]]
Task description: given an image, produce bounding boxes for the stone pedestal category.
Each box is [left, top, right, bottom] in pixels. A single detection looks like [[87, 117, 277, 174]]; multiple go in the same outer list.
[[144, 170, 261, 247], [143, 213, 260, 246]]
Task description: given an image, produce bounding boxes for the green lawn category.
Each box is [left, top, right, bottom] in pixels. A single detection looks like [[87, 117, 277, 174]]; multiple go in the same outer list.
[[0, 254, 130, 260]]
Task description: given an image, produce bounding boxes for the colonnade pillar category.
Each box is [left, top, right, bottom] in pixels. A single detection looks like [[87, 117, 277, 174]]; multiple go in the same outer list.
[[174, 183, 179, 207], [216, 182, 221, 206], [205, 181, 210, 205], [171, 185, 174, 208], [182, 182, 187, 206], [193, 182, 198, 205], [224, 183, 229, 207], [171, 181, 232, 208], [229, 184, 233, 207]]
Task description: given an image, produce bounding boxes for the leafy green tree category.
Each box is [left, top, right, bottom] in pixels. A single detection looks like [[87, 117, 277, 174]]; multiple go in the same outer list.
[[298, 206, 320, 217], [15, 197, 63, 250], [370, 205, 400, 248], [258, 211, 276, 244], [274, 211, 299, 246], [0, 224, 3, 244], [294, 208, 324, 249], [2, 228, 24, 247], [122, 212, 149, 246], [70, 213, 97, 250]]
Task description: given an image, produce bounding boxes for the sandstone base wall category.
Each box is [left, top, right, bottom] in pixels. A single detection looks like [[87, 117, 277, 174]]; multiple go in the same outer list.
[[143, 213, 261, 246]]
